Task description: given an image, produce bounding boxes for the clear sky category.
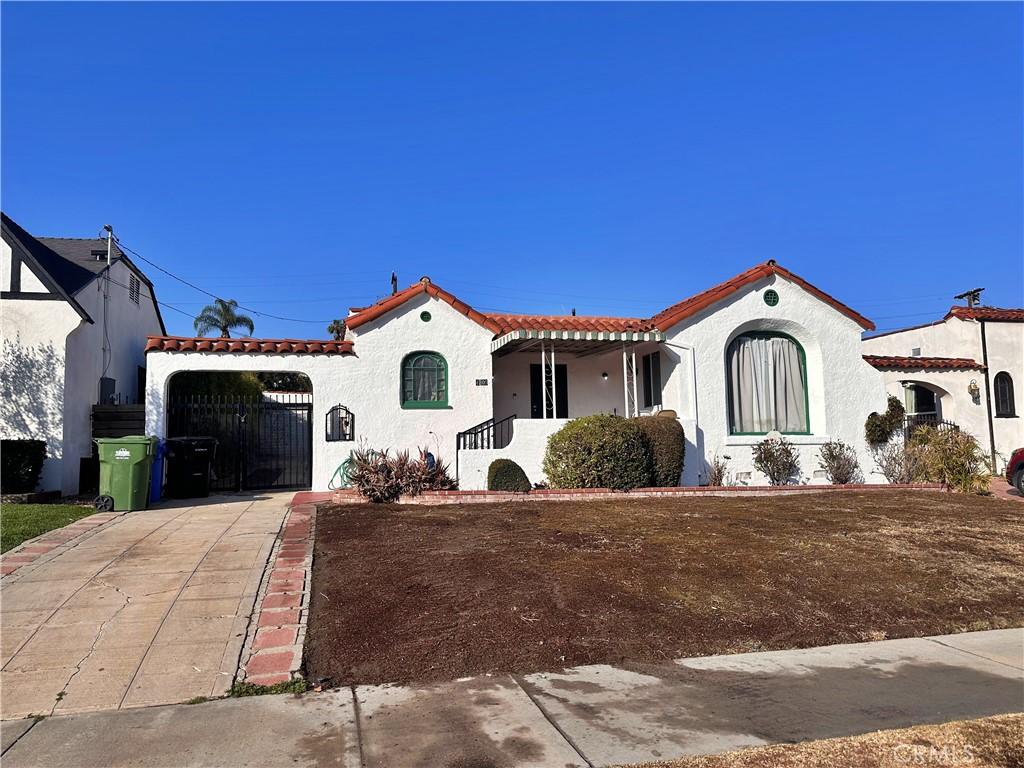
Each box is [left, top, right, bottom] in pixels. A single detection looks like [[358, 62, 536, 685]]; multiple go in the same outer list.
[[3, 2, 1021, 338]]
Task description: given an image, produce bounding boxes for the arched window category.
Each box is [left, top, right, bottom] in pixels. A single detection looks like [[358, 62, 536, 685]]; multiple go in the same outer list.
[[994, 372, 1016, 417], [727, 332, 809, 434], [401, 352, 448, 408]]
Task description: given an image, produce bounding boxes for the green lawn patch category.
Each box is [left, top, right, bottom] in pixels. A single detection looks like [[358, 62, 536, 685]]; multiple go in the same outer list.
[[1, 504, 96, 553]]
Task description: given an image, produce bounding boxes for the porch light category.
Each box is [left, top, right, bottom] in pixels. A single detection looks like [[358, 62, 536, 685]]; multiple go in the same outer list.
[[602, 372, 608, 380], [968, 380, 980, 398]]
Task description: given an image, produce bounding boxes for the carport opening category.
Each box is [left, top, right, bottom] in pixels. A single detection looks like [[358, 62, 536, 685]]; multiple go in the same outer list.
[[166, 371, 313, 492]]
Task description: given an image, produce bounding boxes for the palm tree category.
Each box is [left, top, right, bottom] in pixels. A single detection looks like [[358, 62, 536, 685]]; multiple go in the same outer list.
[[327, 319, 346, 341], [193, 298, 255, 338]]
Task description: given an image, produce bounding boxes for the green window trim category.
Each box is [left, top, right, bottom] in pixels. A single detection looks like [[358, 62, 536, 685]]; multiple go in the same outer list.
[[401, 351, 449, 409], [726, 331, 811, 436]]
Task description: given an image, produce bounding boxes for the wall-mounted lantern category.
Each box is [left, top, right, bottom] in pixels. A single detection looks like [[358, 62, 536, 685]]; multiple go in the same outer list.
[[968, 380, 980, 403], [326, 404, 355, 442]]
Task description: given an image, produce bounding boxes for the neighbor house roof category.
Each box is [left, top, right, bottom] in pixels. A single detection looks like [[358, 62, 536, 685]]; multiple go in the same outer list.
[[945, 306, 1024, 323], [345, 278, 504, 334], [649, 260, 875, 332], [145, 336, 354, 356], [863, 355, 984, 371], [1, 212, 167, 334]]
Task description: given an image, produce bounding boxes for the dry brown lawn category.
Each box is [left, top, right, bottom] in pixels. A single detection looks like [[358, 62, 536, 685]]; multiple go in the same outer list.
[[305, 490, 1024, 685], [616, 714, 1024, 768]]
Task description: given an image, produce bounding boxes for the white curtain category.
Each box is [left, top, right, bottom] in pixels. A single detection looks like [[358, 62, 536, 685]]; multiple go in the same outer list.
[[728, 335, 807, 433]]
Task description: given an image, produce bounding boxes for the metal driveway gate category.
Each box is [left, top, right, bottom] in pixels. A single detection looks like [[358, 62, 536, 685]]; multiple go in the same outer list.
[[167, 394, 313, 491]]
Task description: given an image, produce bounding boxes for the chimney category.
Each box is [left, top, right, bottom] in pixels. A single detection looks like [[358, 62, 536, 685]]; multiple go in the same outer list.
[[391, 272, 398, 295]]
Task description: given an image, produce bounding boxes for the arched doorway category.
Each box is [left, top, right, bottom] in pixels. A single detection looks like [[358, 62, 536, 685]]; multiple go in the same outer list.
[[166, 370, 313, 491]]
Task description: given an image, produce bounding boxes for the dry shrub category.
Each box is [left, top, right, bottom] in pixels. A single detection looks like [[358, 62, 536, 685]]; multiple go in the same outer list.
[[871, 441, 928, 484], [752, 437, 800, 485], [910, 426, 991, 494], [818, 440, 862, 484], [349, 447, 456, 503], [706, 454, 730, 486]]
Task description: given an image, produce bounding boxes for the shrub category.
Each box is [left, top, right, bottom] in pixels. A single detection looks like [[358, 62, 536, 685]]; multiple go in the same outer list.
[[349, 447, 456, 503], [706, 454, 730, 487], [487, 459, 531, 492], [865, 395, 906, 446], [543, 414, 653, 490], [909, 426, 991, 494], [632, 416, 685, 487], [752, 437, 800, 485], [1, 439, 47, 493], [818, 440, 862, 484], [871, 442, 928, 484]]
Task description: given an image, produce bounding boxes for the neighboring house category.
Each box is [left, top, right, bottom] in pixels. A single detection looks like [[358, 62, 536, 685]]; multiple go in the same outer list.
[[1, 212, 166, 494], [145, 260, 888, 491], [863, 305, 1024, 472]]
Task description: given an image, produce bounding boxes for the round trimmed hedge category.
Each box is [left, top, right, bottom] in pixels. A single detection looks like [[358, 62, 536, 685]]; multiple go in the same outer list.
[[633, 416, 685, 487], [542, 414, 653, 490], [487, 459, 531, 492]]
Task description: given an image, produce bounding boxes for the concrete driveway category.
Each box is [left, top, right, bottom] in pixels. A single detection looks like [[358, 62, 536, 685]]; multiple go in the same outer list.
[[1, 493, 291, 719]]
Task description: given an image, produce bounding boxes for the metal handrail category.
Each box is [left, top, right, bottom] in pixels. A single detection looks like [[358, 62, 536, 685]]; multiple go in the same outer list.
[[456, 414, 516, 450]]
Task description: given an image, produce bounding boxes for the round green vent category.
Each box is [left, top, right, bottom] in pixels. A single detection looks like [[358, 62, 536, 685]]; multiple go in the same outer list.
[[420, 311, 432, 322], [763, 289, 779, 307]]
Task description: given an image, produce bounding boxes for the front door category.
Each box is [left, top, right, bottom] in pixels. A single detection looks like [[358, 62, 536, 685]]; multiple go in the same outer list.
[[530, 363, 568, 418]]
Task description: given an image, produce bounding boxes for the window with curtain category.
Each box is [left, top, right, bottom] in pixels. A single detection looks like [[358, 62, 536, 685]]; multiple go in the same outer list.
[[994, 372, 1016, 417], [727, 333, 808, 434], [401, 352, 448, 408]]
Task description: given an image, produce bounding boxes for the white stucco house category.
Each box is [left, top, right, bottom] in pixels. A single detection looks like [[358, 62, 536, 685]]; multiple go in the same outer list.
[[145, 260, 890, 491], [1, 213, 166, 494], [863, 304, 1023, 472]]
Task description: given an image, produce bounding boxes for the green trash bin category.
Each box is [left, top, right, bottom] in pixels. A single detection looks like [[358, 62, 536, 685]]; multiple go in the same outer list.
[[95, 436, 158, 511]]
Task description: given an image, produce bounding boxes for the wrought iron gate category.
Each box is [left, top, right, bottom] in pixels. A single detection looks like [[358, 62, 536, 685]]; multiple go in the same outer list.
[[167, 394, 313, 492]]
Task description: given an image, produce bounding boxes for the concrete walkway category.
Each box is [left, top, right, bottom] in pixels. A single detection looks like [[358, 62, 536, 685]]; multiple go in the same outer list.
[[2, 629, 1020, 768], [0, 493, 291, 719]]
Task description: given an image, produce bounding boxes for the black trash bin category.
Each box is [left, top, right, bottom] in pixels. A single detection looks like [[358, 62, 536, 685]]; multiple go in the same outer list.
[[164, 437, 218, 498]]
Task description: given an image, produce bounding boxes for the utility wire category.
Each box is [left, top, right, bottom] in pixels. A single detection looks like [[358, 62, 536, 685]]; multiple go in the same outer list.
[[114, 238, 337, 324]]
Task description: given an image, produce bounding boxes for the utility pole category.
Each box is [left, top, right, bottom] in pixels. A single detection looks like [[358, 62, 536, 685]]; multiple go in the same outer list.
[[100, 224, 113, 404], [954, 288, 984, 307]]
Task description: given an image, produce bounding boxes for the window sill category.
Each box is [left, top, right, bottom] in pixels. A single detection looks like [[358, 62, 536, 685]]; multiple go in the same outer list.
[[724, 434, 830, 447], [995, 414, 1018, 419], [401, 403, 452, 410]]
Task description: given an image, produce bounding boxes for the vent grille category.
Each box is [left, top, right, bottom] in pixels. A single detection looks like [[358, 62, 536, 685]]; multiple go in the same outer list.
[[129, 274, 140, 305]]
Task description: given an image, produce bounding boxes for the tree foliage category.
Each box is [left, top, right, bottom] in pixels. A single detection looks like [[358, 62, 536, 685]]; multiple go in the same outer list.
[[193, 298, 256, 338]]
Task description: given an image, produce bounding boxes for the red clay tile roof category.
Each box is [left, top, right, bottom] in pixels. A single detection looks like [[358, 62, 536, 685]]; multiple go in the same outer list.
[[485, 313, 653, 335], [344, 263, 873, 337], [145, 336, 354, 355], [863, 355, 984, 371], [945, 306, 1024, 322], [345, 278, 503, 334], [650, 260, 875, 332]]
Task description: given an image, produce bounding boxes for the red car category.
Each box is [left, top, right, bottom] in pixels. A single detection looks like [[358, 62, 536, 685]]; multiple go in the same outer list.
[[1007, 447, 1024, 494]]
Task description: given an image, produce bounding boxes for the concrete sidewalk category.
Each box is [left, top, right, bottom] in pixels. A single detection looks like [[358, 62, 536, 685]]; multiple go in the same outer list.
[[2, 628, 1021, 768], [1, 493, 292, 718]]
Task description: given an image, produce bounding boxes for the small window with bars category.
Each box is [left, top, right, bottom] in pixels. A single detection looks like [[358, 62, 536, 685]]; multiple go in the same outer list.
[[129, 274, 141, 305], [326, 404, 355, 441]]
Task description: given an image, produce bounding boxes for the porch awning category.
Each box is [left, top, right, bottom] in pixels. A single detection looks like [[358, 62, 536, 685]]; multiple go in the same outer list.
[[491, 328, 665, 356]]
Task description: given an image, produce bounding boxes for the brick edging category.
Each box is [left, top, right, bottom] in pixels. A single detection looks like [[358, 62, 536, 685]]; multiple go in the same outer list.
[[329, 483, 946, 506], [0, 511, 123, 577], [239, 498, 315, 686]]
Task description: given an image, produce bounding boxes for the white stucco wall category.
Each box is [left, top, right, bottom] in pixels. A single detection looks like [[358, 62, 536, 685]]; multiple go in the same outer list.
[[666, 273, 889, 486], [864, 316, 1024, 471], [146, 292, 496, 491], [0, 241, 81, 492]]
